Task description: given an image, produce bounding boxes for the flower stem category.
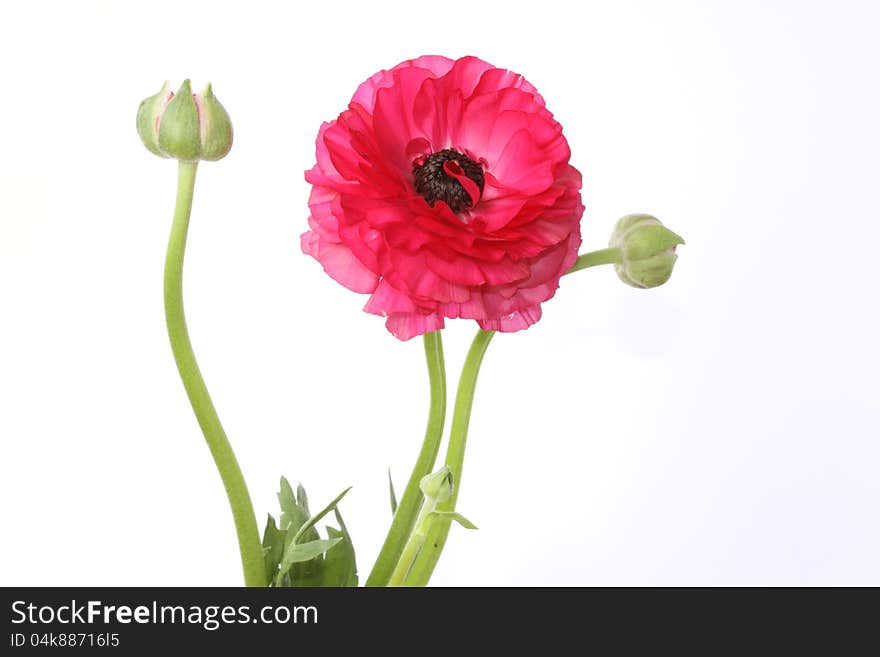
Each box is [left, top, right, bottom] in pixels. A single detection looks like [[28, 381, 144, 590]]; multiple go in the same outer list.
[[565, 247, 621, 275], [366, 331, 447, 586], [403, 329, 495, 586], [164, 160, 266, 587]]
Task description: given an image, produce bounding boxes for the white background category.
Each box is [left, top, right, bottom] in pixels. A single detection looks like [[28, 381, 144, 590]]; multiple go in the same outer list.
[[1, 0, 878, 586]]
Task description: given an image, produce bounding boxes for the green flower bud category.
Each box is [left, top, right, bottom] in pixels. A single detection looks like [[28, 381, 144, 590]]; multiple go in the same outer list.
[[609, 214, 684, 288], [420, 466, 454, 503], [136, 80, 233, 162]]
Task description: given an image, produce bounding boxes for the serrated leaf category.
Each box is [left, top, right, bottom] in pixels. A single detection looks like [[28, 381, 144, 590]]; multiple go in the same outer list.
[[281, 538, 342, 566], [281, 515, 320, 584], [296, 483, 310, 516], [278, 477, 296, 515], [321, 528, 350, 586], [291, 487, 352, 546], [292, 555, 327, 587], [269, 477, 358, 587], [428, 510, 478, 530], [278, 477, 309, 533], [388, 469, 398, 515], [320, 509, 358, 587], [261, 514, 286, 578]]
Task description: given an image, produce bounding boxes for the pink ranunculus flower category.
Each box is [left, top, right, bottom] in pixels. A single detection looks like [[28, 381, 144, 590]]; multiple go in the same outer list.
[[301, 55, 584, 340]]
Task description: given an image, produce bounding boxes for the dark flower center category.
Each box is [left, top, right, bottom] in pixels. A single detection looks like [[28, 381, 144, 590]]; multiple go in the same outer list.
[[412, 149, 485, 213]]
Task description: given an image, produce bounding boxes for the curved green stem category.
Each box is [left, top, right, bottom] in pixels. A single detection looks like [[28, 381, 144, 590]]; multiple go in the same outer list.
[[565, 247, 621, 275], [403, 329, 495, 586], [366, 331, 447, 586], [164, 160, 266, 587]]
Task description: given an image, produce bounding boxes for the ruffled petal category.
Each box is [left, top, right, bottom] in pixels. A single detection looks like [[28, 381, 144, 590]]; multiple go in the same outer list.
[[351, 55, 455, 113], [372, 66, 448, 174], [478, 305, 543, 332], [363, 279, 418, 316], [472, 67, 544, 104], [385, 312, 445, 340], [300, 229, 378, 294]]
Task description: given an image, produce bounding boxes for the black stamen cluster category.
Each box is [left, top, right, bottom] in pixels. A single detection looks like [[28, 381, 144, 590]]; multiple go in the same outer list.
[[413, 149, 485, 212]]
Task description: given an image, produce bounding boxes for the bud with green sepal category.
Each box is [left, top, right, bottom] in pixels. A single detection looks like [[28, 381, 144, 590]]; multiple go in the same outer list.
[[387, 465, 477, 586], [609, 213, 684, 288], [142, 79, 264, 586], [419, 465, 454, 503], [136, 80, 233, 162]]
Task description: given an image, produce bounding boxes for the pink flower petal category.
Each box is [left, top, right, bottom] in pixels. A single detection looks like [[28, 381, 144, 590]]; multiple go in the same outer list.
[[363, 279, 418, 316], [385, 312, 445, 341], [478, 305, 543, 332], [300, 231, 378, 294], [351, 55, 455, 113]]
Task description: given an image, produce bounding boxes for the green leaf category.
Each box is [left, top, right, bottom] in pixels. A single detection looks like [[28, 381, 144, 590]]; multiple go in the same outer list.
[[281, 538, 342, 566], [320, 509, 358, 587], [296, 483, 311, 517], [280, 518, 320, 585], [428, 511, 478, 530], [278, 477, 309, 533], [278, 477, 296, 515], [261, 514, 286, 578], [388, 469, 398, 515], [335, 507, 358, 586], [291, 487, 352, 546], [292, 561, 325, 587], [269, 477, 359, 587]]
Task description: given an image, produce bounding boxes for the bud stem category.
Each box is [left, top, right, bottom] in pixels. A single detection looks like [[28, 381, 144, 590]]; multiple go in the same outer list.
[[164, 161, 266, 587], [402, 329, 495, 586], [386, 493, 440, 586], [366, 331, 447, 586], [565, 247, 622, 275]]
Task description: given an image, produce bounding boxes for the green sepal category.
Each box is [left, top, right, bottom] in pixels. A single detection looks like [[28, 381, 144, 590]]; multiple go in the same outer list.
[[609, 213, 685, 289], [157, 80, 201, 162], [621, 224, 684, 261], [198, 83, 233, 161], [420, 465, 453, 502], [135, 81, 170, 157]]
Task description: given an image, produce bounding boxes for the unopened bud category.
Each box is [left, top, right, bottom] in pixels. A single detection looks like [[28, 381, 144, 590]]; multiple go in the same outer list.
[[136, 80, 233, 162], [609, 214, 684, 288], [420, 466, 454, 503]]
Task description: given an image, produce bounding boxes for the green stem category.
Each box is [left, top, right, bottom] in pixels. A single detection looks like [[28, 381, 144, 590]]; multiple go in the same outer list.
[[366, 331, 447, 586], [403, 329, 495, 586], [386, 496, 438, 586], [565, 247, 621, 275], [164, 160, 266, 587], [380, 246, 615, 585]]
